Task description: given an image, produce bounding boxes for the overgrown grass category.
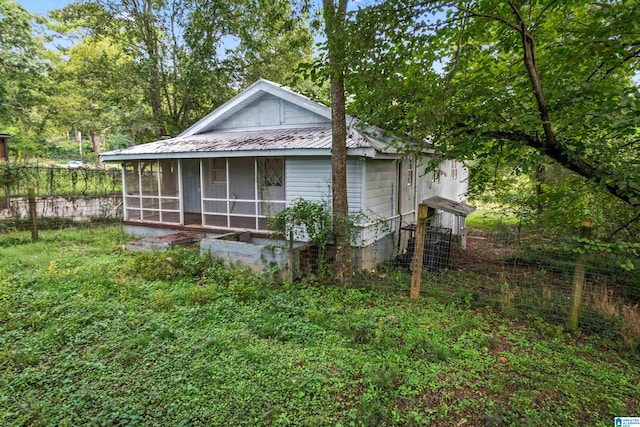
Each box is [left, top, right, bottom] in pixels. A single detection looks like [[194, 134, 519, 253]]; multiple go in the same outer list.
[[465, 207, 520, 231], [0, 226, 639, 426]]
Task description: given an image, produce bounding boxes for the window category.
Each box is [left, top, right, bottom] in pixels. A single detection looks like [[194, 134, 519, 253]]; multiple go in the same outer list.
[[210, 158, 226, 184], [451, 160, 458, 180], [263, 157, 284, 187], [432, 166, 441, 183], [407, 160, 414, 187]]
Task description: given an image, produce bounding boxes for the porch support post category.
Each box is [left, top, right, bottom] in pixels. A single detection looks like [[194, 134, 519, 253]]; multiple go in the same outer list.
[[156, 160, 162, 223], [199, 159, 205, 226], [178, 159, 184, 225], [121, 164, 127, 220], [254, 158, 259, 230], [225, 158, 230, 228]]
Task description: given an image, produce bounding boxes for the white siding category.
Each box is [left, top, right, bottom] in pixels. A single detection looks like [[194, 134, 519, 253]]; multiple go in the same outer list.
[[364, 159, 396, 219], [283, 101, 328, 125], [399, 158, 416, 219], [347, 159, 362, 212], [215, 94, 329, 129], [285, 157, 362, 213], [415, 158, 470, 235]]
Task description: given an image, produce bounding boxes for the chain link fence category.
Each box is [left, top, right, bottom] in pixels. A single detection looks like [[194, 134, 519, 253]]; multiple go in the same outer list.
[[350, 224, 640, 351], [0, 163, 122, 200], [0, 163, 123, 230]]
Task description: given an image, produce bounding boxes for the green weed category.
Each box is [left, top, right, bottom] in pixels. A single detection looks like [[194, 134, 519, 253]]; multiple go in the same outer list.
[[0, 226, 638, 426]]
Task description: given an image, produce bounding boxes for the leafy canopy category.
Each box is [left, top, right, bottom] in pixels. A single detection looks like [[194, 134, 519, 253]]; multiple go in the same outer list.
[[346, 1, 640, 210]]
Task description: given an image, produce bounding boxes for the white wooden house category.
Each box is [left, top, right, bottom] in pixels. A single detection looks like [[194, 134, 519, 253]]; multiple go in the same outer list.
[[100, 79, 472, 269]]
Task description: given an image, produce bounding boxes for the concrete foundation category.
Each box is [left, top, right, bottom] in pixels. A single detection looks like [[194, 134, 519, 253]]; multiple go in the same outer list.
[[125, 231, 207, 252], [122, 223, 398, 276], [201, 235, 308, 280], [353, 233, 396, 270]]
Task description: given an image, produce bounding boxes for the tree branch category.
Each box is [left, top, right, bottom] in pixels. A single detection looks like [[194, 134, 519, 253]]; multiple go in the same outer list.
[[532, 0, 560, 30], [459, 5, 522, 33], [455, 124, 640, 207], [608, 211, 640, 240]]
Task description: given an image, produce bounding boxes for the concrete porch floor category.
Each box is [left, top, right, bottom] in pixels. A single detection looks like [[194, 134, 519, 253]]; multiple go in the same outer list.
[[125, 231, 206, 252]]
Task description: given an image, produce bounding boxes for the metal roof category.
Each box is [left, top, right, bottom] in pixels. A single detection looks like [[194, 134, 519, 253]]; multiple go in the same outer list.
[[423, 196, 476, 217], [101, 125, 399, 162]]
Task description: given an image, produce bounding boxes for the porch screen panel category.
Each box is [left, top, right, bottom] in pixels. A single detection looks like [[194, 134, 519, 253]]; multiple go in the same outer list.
[[140, 160, 160, 222], [140, 161, 159, 196], [124, 161, 141, 221], [122, 160, 180, 225], [228, 158, 255, 200], [159, 159, 178, 196], [199, 157, 287, 231], [202, 158, 228, 227], [124, 161, 140, 195], [228, 158, 256, 217], [204, 215, 227, 228], [204, 200, 226, 213], [203, 158, 227, 199], [159, 159, 180, 224]]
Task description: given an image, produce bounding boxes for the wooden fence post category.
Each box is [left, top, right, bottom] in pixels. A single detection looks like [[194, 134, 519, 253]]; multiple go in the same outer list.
[[567, 220, 592, 331], [410, 203, 429, 299], [28, 187, 38, 241], [4, 164, 10, 209]]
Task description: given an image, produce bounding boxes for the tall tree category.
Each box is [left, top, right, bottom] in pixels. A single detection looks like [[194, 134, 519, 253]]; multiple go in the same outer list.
[[322, 0, 352, 282], [53, 0, 313, 139], [347, 1, 640, 214], [49, 36, 150, 152], [0, 0, 52, 138]]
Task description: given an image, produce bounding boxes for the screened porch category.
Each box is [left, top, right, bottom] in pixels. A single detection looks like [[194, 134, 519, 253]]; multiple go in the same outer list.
[[122, 157, 286, 231]]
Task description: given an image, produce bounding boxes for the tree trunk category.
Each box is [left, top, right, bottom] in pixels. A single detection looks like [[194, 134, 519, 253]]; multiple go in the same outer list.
[[75, 130, 82, 156], [150, 86, 165, 138], [132, 0, 166, 139], [91, 131, 100, 155], [323, 0, 352, 283]]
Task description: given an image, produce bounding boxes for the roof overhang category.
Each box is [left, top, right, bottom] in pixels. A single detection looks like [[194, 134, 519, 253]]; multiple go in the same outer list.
[[100, 147, 403, 162], [423, 196, 475, 217]]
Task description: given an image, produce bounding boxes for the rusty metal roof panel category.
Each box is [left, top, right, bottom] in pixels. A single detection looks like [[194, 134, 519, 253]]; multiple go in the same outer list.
[[102, 125, 396, 159]]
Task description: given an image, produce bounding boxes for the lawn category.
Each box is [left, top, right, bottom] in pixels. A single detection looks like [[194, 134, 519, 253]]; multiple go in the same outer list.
[[0, 226, 638, 426]]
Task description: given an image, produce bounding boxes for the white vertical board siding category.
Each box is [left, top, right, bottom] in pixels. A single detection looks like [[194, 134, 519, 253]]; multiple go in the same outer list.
[[285, 157, 363, 212], [355, 159, 398, 247], [399, 159, 416, 220], [364, 159, 396, 219], [347, 159, 362, 212], [215, 94, 329, 129], [283, 101, 329, 125]]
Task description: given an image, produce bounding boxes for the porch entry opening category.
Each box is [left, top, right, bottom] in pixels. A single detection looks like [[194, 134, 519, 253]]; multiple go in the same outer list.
[[202, 157, 285, 230], [182, 159, 202, 226]]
